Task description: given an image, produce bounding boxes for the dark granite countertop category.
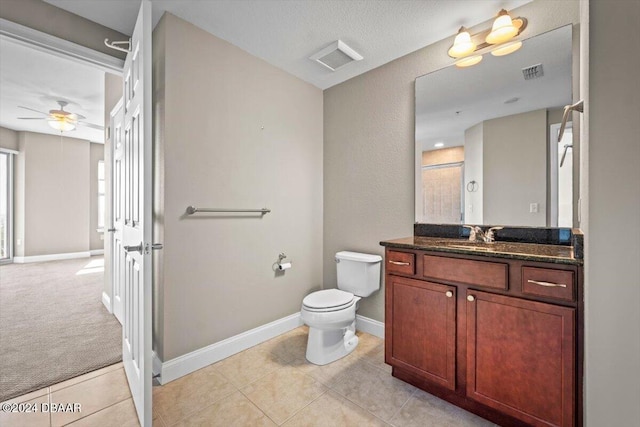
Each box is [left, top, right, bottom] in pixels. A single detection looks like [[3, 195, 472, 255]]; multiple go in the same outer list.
[[380, 236, 583, 266]]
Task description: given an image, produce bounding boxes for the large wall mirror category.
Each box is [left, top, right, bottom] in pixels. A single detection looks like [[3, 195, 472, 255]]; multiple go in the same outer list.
[[415, 25, 577, 227]]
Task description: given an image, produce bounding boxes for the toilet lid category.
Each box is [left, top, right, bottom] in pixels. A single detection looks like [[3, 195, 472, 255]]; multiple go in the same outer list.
[[303, 289, 354, 310]]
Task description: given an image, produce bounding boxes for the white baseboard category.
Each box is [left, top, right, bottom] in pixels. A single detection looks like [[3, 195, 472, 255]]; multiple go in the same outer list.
[[102, 292, 112, 313], [356, 315, 385, 339], [90, 249, 105, 256], [13, 251, 91, 264], [153, 312, 303, 384]]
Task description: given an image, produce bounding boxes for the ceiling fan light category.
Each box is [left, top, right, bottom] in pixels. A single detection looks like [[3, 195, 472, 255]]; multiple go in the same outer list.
[[491, 40, 523, 56], [455, 55, 483, 68], [448, 27, 476, 58], [48, 119, 75, 132], [486, 10, 518, 44]]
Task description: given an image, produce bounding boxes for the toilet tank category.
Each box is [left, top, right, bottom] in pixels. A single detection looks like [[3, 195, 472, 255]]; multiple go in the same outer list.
[[335, 251, 382, 297]]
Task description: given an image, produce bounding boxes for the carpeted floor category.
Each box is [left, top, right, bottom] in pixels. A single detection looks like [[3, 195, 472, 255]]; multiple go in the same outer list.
[[0, 257, 122, 402]]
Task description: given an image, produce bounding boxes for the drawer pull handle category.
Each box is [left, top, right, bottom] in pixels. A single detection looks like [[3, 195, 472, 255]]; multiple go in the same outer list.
[[389, 261, 410, 266], [445, 291, 453, 298], [527, 279, 567, 288]]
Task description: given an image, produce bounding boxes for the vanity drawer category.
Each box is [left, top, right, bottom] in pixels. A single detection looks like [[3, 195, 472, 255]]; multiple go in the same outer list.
[[423, 255, 508, 290], [522, 267, 575, 302], [386, 251, 416, 275]]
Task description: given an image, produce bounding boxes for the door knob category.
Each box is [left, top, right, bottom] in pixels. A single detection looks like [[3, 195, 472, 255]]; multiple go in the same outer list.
[[445, 291, 453, 298], [467, 295, 475, 302], [124, 243, 143, 253]]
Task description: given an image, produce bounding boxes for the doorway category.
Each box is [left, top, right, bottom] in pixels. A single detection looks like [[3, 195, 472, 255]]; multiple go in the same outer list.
[[550, 122, 574, 227], [0, 150, 12, 263], [0, 32, 122, 403]]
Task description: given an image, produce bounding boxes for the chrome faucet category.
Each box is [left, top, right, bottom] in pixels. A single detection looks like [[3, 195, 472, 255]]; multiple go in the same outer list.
[[464, 225, 484, 242], [484, 226, 503, 243], [463, 226, 503, 243]]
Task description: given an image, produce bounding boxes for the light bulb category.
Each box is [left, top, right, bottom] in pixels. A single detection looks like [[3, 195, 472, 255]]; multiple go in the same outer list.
[[448, 27, 476, 58], [48, 119, 75, 132], [486, 10, 518, 44]]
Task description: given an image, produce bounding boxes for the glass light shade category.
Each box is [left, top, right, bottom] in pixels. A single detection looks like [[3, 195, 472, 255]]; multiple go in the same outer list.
[[455, 55, 483, 68], [48, 119, 75, 132], [486, 12, 518, 44], [448, 28, 476, 58], [491, 40, 522, 56]]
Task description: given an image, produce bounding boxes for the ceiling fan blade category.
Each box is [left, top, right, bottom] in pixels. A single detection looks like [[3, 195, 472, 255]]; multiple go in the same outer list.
[[77, 121, 104, 130], [18, 117, 47, 120], [18, 106, 49, 115], [75, 113, 86, 120]]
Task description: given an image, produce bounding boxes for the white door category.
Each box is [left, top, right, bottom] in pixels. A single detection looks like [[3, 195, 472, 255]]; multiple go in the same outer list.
[[111, 98, 124, 324], [120, 1, 153, 425]]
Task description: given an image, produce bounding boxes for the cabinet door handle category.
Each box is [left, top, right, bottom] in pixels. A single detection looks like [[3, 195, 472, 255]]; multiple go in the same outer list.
[[527, 279, 567, 288], [445, 291, 453, 298], [467, 295, 475, 302], [389, 261, 410, 266]]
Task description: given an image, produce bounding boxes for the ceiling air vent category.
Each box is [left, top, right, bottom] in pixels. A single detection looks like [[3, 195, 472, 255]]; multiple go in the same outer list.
[[522, 63, 544, 80], [310, 40, 363, 71]]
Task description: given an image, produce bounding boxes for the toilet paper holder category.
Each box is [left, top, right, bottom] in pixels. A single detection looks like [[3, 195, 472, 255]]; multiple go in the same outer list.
[[273, 253, 292, 271]]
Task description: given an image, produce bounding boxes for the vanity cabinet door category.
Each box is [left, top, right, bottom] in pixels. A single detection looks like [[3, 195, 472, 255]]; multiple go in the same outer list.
[[466, 290, 575, 427], [386, 276, 456, 390]]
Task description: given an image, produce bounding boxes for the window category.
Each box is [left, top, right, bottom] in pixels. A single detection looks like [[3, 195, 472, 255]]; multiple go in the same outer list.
[[98, 160, 105, 230], [0, 151, 13, 262]]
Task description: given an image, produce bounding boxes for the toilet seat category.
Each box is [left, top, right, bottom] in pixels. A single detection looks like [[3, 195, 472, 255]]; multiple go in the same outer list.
[[303, 289, 354, 312]]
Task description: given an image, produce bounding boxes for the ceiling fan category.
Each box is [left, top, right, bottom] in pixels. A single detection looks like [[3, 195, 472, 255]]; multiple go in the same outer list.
[[18, 101, 103, 132]]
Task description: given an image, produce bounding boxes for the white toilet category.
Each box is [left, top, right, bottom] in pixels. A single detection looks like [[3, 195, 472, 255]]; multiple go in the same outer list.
[[301, 251, 382, 365]]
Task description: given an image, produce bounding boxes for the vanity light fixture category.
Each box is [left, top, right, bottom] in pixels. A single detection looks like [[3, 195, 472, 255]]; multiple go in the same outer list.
[[486, 9, 519, 45], [448, 27, 476, 58], [434, 142, 445, 148], [491, 40, 523, 56], [447, 9, 526, 68], [455, 55, 483, 68]]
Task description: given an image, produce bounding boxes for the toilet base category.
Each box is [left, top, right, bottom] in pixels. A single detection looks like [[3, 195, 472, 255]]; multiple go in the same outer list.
[[305, 320, 359, 365]]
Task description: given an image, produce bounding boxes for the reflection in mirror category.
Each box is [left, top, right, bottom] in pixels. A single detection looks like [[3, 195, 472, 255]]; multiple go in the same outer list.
[[415, 25, 576, 227]]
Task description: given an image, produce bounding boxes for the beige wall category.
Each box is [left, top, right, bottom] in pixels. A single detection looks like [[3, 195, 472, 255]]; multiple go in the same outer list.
[[585, 0, 640, 424], [89, 142, 104, 251], [16, 132, 90, 256], [464, 122, 483, 224], [324, 0, 580, 321], [0, 127, 19, 151], [483, 109, 547, 226], [153, 14, 323, 361], [0, 0, 127, 60]]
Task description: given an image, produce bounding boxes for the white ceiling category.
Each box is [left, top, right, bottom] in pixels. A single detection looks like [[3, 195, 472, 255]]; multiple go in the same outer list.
[[43, 0, 533, 90], [416, 24, 573, 151], [0, 37, 105, 143], [0, 1, 539, 142]]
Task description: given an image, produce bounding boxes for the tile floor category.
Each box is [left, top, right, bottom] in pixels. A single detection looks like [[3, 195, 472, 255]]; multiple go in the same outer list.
[[1, 327, 496, 426]]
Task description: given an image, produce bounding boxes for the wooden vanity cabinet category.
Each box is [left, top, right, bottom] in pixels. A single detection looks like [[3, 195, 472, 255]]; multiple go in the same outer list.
[[384, 248, 582, 427], [386, 276, 456, 390], [467, 290, 575, 427]]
